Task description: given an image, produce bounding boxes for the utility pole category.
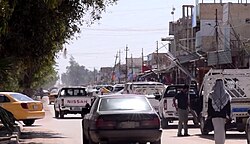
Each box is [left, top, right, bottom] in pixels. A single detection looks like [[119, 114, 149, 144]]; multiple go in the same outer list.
[[112, 52, 118, 83], [93, 67, 96, 84], [156, 41, 160, 81], [141, 48, 144, 73], [215, 9, 219, 68], [131, 54, 133, 81], [118, 50, 121, 83], [125, 45, 129, 82]]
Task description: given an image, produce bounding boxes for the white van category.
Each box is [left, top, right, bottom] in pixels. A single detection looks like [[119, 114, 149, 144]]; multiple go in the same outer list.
[[122, 81, 166, 113]]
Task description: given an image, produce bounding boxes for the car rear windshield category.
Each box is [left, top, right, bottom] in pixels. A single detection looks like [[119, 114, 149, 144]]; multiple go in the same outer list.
[[60, 88, 87, 96], [99, 97, 152, 112], [163, 87, 197, 98], [11, 93, 34, 101]]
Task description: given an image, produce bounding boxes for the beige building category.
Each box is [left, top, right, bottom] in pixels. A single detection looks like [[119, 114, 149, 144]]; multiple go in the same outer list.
[[195, 2, 250, 67], [164, 1, 250, 84]]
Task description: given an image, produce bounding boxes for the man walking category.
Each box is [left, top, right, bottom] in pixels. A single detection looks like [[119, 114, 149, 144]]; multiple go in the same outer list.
[[173, 84, 190, 137], [208, 79, 231, 144]]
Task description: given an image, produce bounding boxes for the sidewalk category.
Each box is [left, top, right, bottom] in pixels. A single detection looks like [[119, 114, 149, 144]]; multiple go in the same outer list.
[[0, 96, 45, 144]]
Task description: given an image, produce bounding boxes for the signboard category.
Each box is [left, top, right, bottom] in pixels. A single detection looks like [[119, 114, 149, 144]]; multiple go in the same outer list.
[[207, 50, 232, 66]]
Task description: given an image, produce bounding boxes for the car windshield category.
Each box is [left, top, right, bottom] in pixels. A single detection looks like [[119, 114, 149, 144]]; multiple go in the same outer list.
[[113, 86, 124, 92], [11, 93, 34, 101], [99, 97, 152, 112]]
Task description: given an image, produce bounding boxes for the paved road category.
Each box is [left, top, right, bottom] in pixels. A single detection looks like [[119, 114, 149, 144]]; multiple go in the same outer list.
[[18, 96, 248, 144]]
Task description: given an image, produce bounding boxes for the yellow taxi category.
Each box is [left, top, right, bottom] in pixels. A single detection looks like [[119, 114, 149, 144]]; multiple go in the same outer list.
[[0, 92, 45, 126]]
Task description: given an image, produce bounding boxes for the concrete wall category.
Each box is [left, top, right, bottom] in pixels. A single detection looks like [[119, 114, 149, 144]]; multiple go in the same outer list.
[[197, 3, 250, 52]]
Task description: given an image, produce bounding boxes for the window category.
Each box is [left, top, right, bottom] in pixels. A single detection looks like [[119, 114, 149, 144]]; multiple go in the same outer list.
[[60, 88, 87, 96], [99, 97, 152, 111], [11, 93, 34, 101], [0, 95, 10, 103]]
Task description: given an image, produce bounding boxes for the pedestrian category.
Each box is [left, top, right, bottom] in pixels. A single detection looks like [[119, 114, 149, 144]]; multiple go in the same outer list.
[[173, 84, 190, 137], [39, 88, 44, 100], [208, 79, 231, 144]]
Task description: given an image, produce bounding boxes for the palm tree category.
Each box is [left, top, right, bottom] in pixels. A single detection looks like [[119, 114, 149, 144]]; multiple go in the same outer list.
[[0, 57, 15, 133]]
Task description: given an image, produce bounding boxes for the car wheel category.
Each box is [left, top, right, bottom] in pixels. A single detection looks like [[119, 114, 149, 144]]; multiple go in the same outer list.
[[81, 108, 90, 118], [200, 117, 209, 135], [23, 119, 35, 126], [81, 113, 85, 118], [246, 120, 250, 144], [161, 117, 168, 129], [81, 109, 87, 118], [151, 139, 161, 144], [59, 109, 64, 119]]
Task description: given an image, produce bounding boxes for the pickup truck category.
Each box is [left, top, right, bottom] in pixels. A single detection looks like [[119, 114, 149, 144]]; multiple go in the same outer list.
[[158, 84, 201, 128], [122, 81, 166, 113], [199, 69, 250, 135], [54, 86, 94, 118]]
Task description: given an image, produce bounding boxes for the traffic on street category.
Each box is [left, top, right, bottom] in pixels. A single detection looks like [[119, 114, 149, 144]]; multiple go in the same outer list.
[[1, 1, 250, 144], [17, 96, 247, 144]]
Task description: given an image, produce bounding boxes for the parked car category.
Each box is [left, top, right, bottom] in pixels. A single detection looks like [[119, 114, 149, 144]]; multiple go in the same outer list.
[[158, 84, 201, 128], [82, 94, 162, 144], [0, 92, 45, 126]]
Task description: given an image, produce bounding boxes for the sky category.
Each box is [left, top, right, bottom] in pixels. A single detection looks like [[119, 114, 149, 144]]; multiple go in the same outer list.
[[56, 0, 235, 74]]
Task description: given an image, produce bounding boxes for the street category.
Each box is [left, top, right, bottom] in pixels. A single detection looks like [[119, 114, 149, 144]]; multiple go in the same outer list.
[[18, 96, 248, 144]]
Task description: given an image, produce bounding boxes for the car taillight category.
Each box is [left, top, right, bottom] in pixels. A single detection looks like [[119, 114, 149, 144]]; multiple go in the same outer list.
[[96, 118, 116, 129], [21, 103, 28, 109], [140, 117, 160, 127], [61, 99, 64, 107], [164, 99, 167, 110]]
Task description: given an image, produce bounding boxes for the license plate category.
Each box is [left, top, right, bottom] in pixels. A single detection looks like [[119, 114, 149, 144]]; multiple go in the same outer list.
[[33, 105, 38, 110], [119, 121, 139, 128], [73, 107, 81, 111]]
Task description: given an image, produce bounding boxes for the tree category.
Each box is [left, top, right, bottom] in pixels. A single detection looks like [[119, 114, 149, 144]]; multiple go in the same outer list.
[[0, 0, 117, 93], [61, 56, 96, 86]]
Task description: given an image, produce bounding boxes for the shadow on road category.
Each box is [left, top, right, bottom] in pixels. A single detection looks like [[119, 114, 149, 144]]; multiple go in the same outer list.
[[54, 116, 83, 120], [195, 132, 247, 141], [163, 124, 200, 129], [22, 125, 43, 128], [19, 130, 67, 143]]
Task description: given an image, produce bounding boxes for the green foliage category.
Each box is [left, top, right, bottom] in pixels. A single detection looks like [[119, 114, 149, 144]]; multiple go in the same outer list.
[[0, 0, 117, 91], [61, 56, 96, 86]]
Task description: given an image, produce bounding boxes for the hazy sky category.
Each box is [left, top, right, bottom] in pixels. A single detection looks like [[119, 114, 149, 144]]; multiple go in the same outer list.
[[56, 0, 235, 74]]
